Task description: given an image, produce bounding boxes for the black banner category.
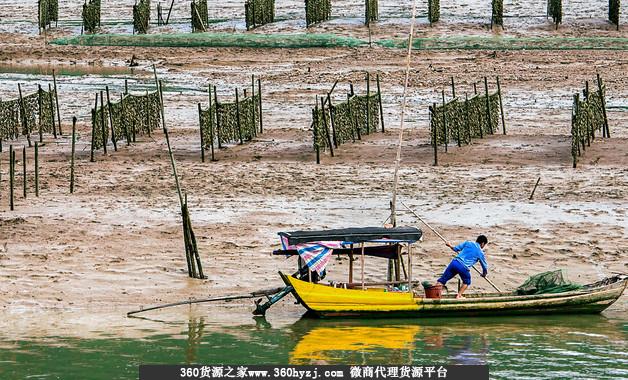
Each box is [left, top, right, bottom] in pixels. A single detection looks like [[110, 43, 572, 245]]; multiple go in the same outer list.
[[139, 365, 489, 380]]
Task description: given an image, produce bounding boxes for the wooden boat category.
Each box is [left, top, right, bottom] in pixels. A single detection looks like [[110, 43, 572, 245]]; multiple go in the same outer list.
[[267, 226, 627, 318], [280, 272, 627, 318]]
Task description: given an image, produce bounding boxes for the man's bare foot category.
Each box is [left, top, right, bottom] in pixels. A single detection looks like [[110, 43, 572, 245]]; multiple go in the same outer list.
[[456, 294, 465, 299]]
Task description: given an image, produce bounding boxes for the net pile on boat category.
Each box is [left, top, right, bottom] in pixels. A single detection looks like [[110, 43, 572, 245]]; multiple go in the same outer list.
[[516, 270, 582, 295]]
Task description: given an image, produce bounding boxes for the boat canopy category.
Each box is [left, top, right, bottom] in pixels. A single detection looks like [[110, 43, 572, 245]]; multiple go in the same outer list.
[[278, 226, 422, 246]]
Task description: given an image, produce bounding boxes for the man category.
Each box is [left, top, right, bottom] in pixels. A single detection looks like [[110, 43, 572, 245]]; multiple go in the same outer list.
[[437, 235, 489, 299]]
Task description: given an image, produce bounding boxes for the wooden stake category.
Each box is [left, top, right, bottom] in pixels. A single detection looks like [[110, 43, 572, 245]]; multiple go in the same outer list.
[[106, 86, 117, 151], [53, 70, 62, 135], [327, 93, 338, 148], [366, 72, 371, 134], [145, 90, 151, 137], [208, 85, 215, 161], [121, 94, 130, 146], [529, 177, 541, 200], [235, 89, 243, 144], [465, 93, 471, 144], [198, 103, 205, 163], [90, 108, 96, 162], [214, 86, 221, 148], [450, 76, 456, 98], [313, 108, 320, 164], [38, 85, 43, 143], [70, 117, 76, 193], [441, 90, 447, 152], [320, 97, 334, 157], [22, 146, 26, 198], [124, 79, 128, 95], [496, 76, 506, 135], [99, 91, 107, 154], [484, 77, 493, 135], [35, 142, 39, 197], [48, 84, 57, 138], [432, 103, 438, 166], [376, 73, 385, 132], [10, 146, 14, 210], [597, 73, 610, 138], [360, 242, 365, 290], [257, 79, 263, 134]]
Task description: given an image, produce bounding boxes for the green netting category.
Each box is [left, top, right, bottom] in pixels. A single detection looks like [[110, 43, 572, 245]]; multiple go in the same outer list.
[[431, 92, 499, 146], [428, 0, 440, 24], [133, 0, 151, 34], [365, 0, 378, 25], [305, 0, 332, 27], [0, 99, 20, 140], [52, 33, 367, 49], [0, 87, 57, 142], [548, 0, 562, 27], [609, 0, 621, 27], [245, 0, 275, 30], [378, 37, 628, 51], [82, 0, 101, 34], [492, 0, 503, 27], [516, 270, 582, 295], [191, 0, 209, 32]]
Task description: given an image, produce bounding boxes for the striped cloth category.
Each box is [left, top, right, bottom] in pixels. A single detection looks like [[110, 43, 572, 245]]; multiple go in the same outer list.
[[281, 236, 344, 274]]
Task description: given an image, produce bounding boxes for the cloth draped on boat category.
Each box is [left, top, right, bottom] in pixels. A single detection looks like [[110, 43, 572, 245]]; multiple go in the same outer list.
[[516, 270, 582, 295], [281, 236, 345, 274]]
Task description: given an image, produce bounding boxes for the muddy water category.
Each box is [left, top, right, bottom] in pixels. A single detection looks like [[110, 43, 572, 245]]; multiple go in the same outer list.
[[0, 307, 626, 379]]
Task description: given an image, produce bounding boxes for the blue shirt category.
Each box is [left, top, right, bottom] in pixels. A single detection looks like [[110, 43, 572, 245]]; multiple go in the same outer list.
[[453, 241, 488, 275]]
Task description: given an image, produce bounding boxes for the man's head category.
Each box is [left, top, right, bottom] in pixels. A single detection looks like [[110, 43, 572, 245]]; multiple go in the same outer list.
[[476, 235, 488, 249]]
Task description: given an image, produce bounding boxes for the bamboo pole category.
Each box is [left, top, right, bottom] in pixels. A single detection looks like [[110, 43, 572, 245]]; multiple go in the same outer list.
[[313, 108, 320, 164], [529, 177, 541, 200], [441, 90, 447, 152], [597, 73, 610, 138], [124, 79, 128, 95], [48, 84, 57, 138], [465, 93, 471, 143], [326, 93, 338, 148], [198, 103, 205, 163], [53, 69, 62, 135], [10, 146, 14, 210], [360, 242, 365, 290], [90, 108, 96, 162], [251, 75, 256, 137], [348, 243, 354, 284], [572, 94, 578, 168], [208, 85, 215, 161], [235, 89, 243, 144], [214, 86, 221, 148], [432, 103, 438, 166], [121, 94, 130, 146], [22, 146, 26, 198], [99, 91, 107, 154], [407, 243, 413, 291], [376, 73, 385, 132], [257, 79, 263, 134], [35, 142, 39, 197], [106, 86, 117, 151], [38, 85, 43, 143], [166, 0, 175, 24], [70, 117, 76, 194], [451, 76, 456, 98], [484, 77, 493, 135], [400, 201, 502, 292], [145, 90, 151, 138], [496, 76, 506, 135], [320, 97, 334, 157], [366, 72, 371, 134]]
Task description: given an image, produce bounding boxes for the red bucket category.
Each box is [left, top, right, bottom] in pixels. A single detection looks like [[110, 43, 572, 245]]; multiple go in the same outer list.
[[424, 284, 443, 299]]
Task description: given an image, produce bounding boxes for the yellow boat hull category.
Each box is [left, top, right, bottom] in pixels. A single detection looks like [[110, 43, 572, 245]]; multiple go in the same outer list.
[[280, 272, 627, 318]]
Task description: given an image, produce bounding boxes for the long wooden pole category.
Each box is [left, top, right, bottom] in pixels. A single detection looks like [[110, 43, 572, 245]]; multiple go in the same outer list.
[[198, 103, 205, 163], [70, 117, 76, 193], [99, 91, 107, 154], [400, 200, 502, 292], [376, 73, 385, 132], [208, 85, 215, 161], [22, 146, 26, 198], [48, 84, 57, 138], [257, 79, 263, 134], [34, 142, 39, 197], [596, 73, 610, 138], [390, 0, 419, 228], [496, 76, 506, 135], [106, 86, 117, 151], [484, 77, 493, 135], [360, 242, 365, 290], [10, 146, 14, 210], [53, 70, 62, 135]]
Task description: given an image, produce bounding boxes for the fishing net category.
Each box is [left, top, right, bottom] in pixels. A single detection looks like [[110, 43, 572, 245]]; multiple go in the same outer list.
[[516, 270, 582, 295], [199, 92, 260, 149]]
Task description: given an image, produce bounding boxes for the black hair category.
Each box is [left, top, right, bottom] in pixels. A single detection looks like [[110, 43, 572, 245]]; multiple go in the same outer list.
[[476, 235, 488, 245]]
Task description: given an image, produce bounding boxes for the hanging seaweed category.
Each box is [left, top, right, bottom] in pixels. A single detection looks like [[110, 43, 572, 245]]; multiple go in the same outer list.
[[133, 0, 151, 34], [305, 0, 332, 27], [430, 92, 500, 147], [0, 100, 20, 141], [82, 0, 101, 34], [428, 0, 440, 25], [91, 90, 162, 151], [365, 0, 378, 25], [492, 0, 504, 27], [571, 81, 608, 168], [191, 0, 209, 32], [609, 0, 620, 29], [548, 0, 562, 28], [245, 0, 275, 30], [38, 0, 58, 30]]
